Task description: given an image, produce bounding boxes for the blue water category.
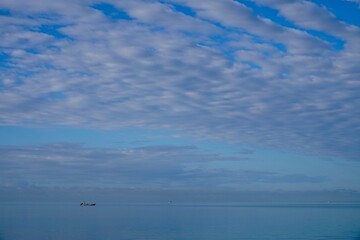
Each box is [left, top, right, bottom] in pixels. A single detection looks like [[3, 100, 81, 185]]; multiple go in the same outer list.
[[1, 202, 360, 240]]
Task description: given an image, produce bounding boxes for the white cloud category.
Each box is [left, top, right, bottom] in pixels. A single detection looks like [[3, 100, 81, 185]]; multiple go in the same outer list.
[[253, 0, 360, 48], [0, 0, 359, 161]]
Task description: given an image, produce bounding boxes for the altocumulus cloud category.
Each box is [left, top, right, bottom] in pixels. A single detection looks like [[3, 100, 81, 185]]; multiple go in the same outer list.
[[0, 0, 359, 162]]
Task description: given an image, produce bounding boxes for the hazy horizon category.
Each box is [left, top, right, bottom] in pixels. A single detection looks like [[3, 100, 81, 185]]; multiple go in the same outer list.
[[2, 186, 360, 203]]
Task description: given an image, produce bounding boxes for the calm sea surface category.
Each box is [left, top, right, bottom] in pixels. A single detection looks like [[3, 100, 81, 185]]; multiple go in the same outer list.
[[1, 202, 360, 240]]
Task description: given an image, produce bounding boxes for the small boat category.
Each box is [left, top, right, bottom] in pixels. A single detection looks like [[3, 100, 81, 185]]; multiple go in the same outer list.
[[80, 202, 96, 206]]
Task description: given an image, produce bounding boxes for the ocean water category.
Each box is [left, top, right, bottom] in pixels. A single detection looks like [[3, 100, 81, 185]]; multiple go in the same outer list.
[[0, 202, 360, 240]]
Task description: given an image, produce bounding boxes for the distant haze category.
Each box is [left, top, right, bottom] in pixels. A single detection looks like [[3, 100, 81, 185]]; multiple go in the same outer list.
[[1, 187, 360, 203]]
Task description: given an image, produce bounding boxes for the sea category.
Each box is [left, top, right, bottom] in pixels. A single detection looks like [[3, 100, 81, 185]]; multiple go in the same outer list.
[[1, 202, 360, 240]]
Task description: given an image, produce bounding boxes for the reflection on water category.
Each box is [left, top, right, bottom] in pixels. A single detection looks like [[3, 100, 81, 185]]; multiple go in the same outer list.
[[0, 202, 360, 240]]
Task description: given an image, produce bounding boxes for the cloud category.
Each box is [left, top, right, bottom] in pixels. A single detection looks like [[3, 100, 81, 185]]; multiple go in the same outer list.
[[238, 149, 256, 155], [253, 0, 360, 47], [345, 0, 360, 6], [109, 1, 219, 34], [0, 143, 325, 188], [0, 0, 359, 161]]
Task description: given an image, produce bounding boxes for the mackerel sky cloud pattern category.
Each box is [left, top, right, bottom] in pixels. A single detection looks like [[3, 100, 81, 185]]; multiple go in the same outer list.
[[0, 0, 359, 189]]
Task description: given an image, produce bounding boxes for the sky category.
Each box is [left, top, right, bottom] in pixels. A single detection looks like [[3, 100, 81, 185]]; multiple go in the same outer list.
[[0, 0, 360, 198]]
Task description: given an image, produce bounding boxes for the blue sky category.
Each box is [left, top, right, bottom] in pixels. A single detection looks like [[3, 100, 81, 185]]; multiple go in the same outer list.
[[0, 0, 359, 193]]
